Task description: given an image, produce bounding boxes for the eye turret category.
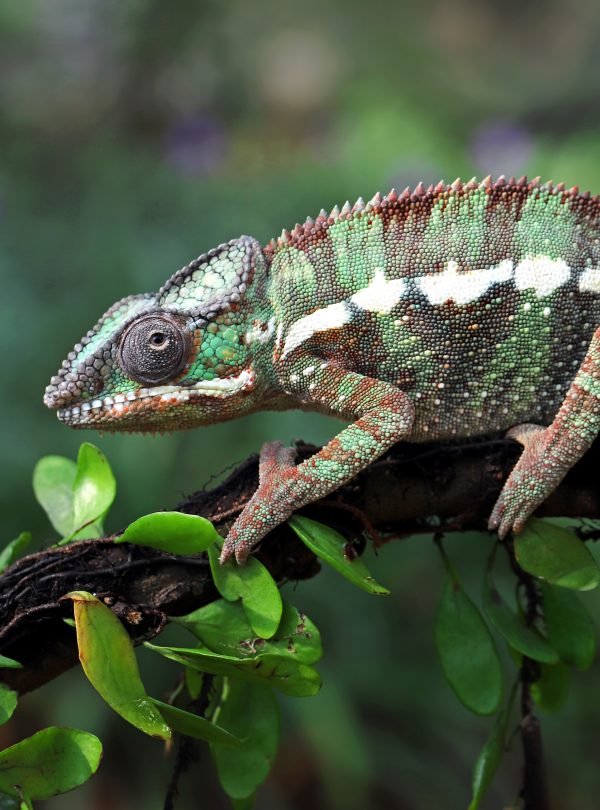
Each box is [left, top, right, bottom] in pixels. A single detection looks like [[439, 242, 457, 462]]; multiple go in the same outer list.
[[118, 313, 192, 385]]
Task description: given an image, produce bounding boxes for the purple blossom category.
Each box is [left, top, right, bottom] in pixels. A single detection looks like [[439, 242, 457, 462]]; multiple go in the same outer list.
[[164, 115, 228, 177], [470, 120, 534, 177]]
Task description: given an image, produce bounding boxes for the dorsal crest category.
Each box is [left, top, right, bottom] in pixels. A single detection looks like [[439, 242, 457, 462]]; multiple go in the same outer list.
[[263, 176, 599, 258]]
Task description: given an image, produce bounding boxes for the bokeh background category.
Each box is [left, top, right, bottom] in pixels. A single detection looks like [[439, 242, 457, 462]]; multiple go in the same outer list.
[[2, 1, 600, 808]]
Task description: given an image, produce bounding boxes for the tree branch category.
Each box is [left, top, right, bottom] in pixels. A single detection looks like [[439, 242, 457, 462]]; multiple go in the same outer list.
[[1, 437, 599, 695]]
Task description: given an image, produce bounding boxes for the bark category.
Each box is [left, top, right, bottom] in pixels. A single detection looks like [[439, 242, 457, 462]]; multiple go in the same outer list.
[[1, 437, 598, 694]]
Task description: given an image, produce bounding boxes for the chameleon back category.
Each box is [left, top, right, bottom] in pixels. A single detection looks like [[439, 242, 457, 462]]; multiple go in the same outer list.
[[265, 178, 600, 440]]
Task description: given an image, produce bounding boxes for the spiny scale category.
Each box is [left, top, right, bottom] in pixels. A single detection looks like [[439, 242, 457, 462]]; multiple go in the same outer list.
[[268, 175, 599, 253]]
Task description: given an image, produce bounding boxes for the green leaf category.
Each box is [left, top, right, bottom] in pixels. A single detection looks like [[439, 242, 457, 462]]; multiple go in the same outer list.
[[541, 583, 596, 670], [67, 591, 171, 740], [71, 443, 116, 536], [434, 574, 503, 715], [0, 533, 31, 574], [211, 680, 279, 800], [117, 511, 218, 555], [0, 683, 17, 726], [531, 662, 571, 713], [515, 518, 600, 591], [0, 655, 22, 670], [34, 448, 112, 542], [151, 698, 242, 746], [468, 711, 505, 809], [231, 796, 256, 810], [208, 544, 282, 639], [145, 643, 321, 697], [482, 573, 558, 664], [288, 515, 389, 595], [177, 599, 322, 664], [33, 455, 78, 536], [0, 727, 102, 800], [185, 668, 203, 700]]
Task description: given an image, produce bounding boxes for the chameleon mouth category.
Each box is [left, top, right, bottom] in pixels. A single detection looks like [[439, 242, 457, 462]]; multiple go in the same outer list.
[[55, 369, 255, 426]]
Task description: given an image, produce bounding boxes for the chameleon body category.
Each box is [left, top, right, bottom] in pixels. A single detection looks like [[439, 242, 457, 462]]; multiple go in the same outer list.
[[44, 176, 600, 562]]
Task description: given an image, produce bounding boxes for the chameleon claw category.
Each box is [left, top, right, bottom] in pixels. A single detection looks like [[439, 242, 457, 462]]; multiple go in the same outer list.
[[234, 545, 252, 565], [496, 517, 512, 541], [219, 535, 251, 566], [219, 541, 234, 565], [489, 487, 523, 539], [488, 510, 510, 539], [489, 480, 543, 540], [220, 545, 249, 565], [219, 516, 255, 565]]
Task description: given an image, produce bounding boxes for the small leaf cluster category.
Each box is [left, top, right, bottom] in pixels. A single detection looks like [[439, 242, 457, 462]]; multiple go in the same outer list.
[[0, 647, 101, 806], [6, 443, 599, 808], [0, 444, 121, 805], [0, 445, 390, 808], [433, 518, 598, 809], [33, 443, 116, 542]]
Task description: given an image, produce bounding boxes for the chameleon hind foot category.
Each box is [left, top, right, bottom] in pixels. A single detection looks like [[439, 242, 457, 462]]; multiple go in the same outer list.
[[490, 326, 600, 539], [488, 423, 569, 539]]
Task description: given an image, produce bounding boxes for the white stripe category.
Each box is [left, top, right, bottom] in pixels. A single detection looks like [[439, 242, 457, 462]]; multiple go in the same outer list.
[[417, 259, 513, 305], [280, 253, 574, 358], [282, 302, 350, 358], [350, 268, 407, 313], [579, 266, 600, 294], [514, 256, 570, 297]]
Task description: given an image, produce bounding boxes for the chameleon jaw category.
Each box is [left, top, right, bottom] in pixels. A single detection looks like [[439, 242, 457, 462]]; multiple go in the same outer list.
[[55, 369, 255, 427]]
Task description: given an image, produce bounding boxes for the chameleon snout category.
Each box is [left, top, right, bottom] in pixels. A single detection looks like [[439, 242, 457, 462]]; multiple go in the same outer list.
[[43, 341, 115, 425], [43, 293, 159, 424]]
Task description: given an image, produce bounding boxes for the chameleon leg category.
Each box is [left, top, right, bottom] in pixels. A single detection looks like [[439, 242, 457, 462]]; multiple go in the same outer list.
[[220, 364, 415, 563], [489, 326, 600, 538]]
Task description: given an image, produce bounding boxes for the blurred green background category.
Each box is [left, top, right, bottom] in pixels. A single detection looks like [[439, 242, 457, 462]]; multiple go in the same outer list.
[[2, 1, 600, 808]]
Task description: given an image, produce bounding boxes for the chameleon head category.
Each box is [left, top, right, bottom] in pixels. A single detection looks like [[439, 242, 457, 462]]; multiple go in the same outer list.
[[43, 237, 264, 431]]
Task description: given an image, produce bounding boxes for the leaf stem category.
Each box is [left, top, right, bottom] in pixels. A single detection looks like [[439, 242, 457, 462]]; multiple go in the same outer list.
[[433, 532, 459, 583], [163, 674, 214, 810]]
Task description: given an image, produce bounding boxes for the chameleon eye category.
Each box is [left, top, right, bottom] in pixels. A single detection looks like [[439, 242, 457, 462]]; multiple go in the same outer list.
[[118, 314, 191, 385], [149, 331, 167, 348]]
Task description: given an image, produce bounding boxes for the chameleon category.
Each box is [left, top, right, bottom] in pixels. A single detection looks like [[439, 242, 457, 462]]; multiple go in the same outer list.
[[44, 175, 600, 563]]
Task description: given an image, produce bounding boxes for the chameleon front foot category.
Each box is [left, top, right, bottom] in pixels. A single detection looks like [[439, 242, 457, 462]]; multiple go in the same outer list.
[[488, 423, 563, 539], [220, 441, 302, 564]]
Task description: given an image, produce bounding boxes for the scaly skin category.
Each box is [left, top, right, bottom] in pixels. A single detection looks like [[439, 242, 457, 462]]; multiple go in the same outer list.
[[44, 176, 600, 562]]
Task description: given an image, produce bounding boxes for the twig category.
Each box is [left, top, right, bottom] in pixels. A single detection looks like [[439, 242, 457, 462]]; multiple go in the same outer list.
[[520, 708, 550, 810], [163, 674, 215, 810], [505, 541, 551, 810]]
